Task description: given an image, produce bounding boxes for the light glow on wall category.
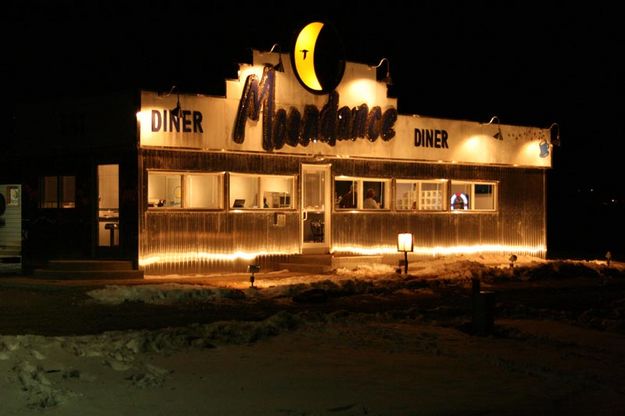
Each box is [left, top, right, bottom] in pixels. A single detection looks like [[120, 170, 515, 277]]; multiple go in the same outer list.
[[332, 244, 546, 256], [342, 79, 377, 108], [139, 249, 299, 267]]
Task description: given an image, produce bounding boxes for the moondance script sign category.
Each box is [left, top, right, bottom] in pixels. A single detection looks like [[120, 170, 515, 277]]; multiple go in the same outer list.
[[233, 65, 398, 151]]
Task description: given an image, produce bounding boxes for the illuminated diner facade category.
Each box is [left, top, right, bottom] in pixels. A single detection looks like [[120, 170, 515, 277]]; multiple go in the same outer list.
[[4, 42, 553, 276], [135, 48, 552, 274]]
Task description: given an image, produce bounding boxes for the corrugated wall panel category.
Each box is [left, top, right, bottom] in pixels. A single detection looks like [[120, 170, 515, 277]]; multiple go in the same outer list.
[[139, 150, 546, 274], [331, 160, 546, 257]]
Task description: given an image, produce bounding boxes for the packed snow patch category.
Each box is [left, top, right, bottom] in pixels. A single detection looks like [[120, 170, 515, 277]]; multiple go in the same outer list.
[[87, 283, 245, 305]]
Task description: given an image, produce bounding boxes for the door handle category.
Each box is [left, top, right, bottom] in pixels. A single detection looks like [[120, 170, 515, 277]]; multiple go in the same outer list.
[[302, 211, 308, 221]]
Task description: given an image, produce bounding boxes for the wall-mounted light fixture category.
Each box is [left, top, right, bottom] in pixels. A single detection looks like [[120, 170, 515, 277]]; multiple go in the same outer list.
[[549, 122, 560, 147], [484, 116, 503, 140], [371, 58, 393, 85], [170, 94, 181, 118], [159, 85, 182, 117], [269, 43, 284, 72], [397, 233, 414, 275]]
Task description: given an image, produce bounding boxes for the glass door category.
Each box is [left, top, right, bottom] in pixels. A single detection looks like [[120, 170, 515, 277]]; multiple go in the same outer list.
[[301, 164, 331, 253], [97, 164, 119, 252]]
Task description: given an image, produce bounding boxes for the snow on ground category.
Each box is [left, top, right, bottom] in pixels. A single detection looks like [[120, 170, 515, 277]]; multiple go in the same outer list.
[[87, 254, 619, 306], [2, 255, 625, 415]]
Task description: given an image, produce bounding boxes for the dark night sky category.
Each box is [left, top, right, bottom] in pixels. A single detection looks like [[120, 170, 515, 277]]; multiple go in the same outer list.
[[3, 0, 624, 258]]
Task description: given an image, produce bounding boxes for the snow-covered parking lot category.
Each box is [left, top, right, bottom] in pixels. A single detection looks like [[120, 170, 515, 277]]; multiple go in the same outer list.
[[2, 255, 625, 415]]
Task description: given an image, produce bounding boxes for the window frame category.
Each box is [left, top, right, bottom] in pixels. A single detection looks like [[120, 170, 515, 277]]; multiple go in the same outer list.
[[147, 170, 225, 210], [39, 175, 76, 209], [449, 180, 498, 212], [228, 172, 296, 211], [334, 176, 392, 211], [394, 179, 448, 212]]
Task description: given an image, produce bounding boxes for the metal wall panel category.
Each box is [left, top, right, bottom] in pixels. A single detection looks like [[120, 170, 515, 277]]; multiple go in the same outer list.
[[139, 149, 301, 274], [139, 150, 546, 274], [331, 159, 546, 257]]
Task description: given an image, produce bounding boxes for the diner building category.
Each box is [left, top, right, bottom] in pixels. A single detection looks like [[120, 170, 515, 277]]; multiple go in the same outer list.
[[2, 45, 555, 276]]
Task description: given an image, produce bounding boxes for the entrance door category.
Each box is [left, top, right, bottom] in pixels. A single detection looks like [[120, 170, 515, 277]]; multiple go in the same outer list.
[[301, 164, 331, 253], [97, 164, 120, 256]]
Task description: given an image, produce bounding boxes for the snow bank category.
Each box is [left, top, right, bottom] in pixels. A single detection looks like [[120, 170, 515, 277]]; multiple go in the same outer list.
[[0, 311, 303, 410], [85, 257, 623, 307], [87, 283, 245, 305]]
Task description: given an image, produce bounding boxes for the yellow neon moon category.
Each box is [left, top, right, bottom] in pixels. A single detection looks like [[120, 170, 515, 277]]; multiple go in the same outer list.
[[294, 22, 324, 91]]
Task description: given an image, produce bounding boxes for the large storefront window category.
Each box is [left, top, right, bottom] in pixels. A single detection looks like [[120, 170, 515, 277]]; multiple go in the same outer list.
[[229, 173, 294, 210], [395, 179, 447, 211], [450, 181, 497, 211], [335, 177, 390, 210], [148, 172, 224, 209]]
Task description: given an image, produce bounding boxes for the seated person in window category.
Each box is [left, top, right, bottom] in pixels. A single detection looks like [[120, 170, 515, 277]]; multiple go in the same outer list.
[[364, 188, 380, 209], [339, 185, 357, 208]]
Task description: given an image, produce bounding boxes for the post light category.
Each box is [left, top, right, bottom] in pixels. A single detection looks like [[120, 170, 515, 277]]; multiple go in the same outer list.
[[247, 264, 261, 288], [397, 233, 414, 275], [509, 254, 517, 268]]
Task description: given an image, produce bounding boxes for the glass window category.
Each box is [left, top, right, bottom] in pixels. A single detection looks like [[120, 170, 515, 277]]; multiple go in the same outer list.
[[395, 179, 446, 211], [148, 171, 224, 209], [62, 176, 76, 208], [450, 181, 496, 211], [148, 173, 182, 208], [40, 175, 75, 208], [41, 176, 58, 208], [335, 177, 390, 210], [184, 174, 223, 209], [229, 173, 294, 210]]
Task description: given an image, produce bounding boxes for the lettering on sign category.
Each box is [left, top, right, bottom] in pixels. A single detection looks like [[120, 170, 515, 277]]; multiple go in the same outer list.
[[414, 128, 449, 149], [233, 65, 398, 151], [151, 110, 204, 133]]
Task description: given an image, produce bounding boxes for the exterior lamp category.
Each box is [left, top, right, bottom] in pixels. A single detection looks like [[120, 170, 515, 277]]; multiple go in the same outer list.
[[484, 116, 503, 140], [549, 122, 560, 147], [397, 233, 414, 275], [247, 264, 261, 288], [269, 43, 284, 72], [371, 58, 393, 85], [159, 85, 182, 117], [170, 94, 181, 118]]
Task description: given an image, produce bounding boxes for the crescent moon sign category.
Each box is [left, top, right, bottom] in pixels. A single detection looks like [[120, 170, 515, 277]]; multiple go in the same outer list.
[[293, 21, 324, 92]]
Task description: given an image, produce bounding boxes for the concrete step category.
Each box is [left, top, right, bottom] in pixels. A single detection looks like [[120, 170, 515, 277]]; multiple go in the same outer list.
[[283, 254, 333, 265], [277, 262, 334, 274], [33, 269, 144, 280], [46, 260, 135, 271], [332, 255, 384, 269]]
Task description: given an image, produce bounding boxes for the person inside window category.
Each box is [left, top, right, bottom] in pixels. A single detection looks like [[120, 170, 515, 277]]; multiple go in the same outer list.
[[364, 188, 380, 209], [339, 184, 357, 208]]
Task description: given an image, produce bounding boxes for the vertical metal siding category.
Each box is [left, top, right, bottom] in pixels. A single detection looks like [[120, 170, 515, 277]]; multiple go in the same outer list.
[[139, 149, 547, 274], [331, 159, 546, 257]]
